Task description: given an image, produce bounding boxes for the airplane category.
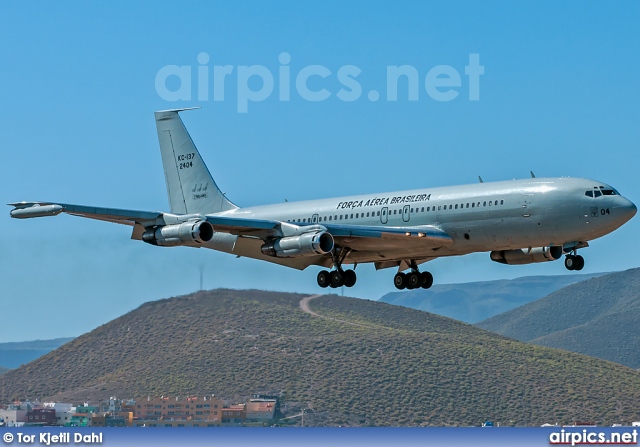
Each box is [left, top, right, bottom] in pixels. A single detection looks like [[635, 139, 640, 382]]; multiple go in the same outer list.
[[9, 108, 637, 290]]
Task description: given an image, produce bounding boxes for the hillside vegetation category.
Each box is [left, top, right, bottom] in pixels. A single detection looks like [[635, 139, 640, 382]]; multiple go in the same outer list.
[[379, 274, 601, 323], [477, 268, 640, 369], [1, 289, 640, 426], [0, 366, 9, 376]]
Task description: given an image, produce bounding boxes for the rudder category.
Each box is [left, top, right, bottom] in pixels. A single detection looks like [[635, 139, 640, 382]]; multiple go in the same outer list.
[[155, 108, 237, 215]]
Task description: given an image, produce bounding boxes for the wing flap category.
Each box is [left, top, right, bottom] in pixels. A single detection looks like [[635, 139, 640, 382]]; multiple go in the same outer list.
[[205, 215, 282, 237], [325, 223, 452, 246]]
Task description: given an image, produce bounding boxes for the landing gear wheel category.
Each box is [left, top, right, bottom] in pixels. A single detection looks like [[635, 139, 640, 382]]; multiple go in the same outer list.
[[565, 255, 576, 271], [330, 270, 344, 288], [574, 255, 585, 271], [407, 272, 421, 289], [343, 269, 357, 288], [317, 270, 331, 288], [394, 272, 407, 290], [420, 271, 434, 289]]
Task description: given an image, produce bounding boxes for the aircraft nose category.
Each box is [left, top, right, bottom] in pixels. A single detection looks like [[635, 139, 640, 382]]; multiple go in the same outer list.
[[617, 198, 637, 223]]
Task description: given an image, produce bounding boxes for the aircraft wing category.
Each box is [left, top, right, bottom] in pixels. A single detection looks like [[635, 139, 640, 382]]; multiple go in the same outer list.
[[9, 202, 163, 225], [324, 222, 452, 268], [205, 215, 451, 246], [204, 215, 453, 269], [9, 203, 452, 270]]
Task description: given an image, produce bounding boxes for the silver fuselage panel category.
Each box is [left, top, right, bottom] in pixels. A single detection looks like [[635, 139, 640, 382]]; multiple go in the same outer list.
[[205, 177, 635, 265]]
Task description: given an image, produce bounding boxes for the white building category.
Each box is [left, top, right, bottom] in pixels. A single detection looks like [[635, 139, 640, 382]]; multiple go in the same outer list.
[[245, 399, 276, 422], [0, 409, 27, 427]]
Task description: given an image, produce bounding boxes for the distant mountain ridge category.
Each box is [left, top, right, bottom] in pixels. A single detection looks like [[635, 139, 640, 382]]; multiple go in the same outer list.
[[0, 337, 75, 369], [477, 268, 640, 369], [379, 274, 603, 323], [1, 289, 640, 426]]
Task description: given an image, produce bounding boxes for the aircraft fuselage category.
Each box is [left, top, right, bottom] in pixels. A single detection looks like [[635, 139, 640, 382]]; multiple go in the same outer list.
[[216, 177, 635, 263]]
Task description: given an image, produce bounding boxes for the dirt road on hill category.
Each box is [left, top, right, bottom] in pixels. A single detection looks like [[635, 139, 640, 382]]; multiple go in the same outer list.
[[298, 294, 376, 329]]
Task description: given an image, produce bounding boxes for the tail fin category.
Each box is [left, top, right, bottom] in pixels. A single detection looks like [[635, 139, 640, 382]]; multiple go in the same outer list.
[[154, 108, 237, 215]]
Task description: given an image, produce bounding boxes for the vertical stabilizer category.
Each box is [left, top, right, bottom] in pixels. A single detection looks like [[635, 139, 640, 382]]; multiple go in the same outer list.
[[154, 108, 237, 215]]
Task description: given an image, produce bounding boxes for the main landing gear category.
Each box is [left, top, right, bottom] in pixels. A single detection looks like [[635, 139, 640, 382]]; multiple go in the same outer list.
[[393, 261, 434, 290], [317, 268, 357, 288], [565, 252, 585, 271], [317, 248, 357, 289]]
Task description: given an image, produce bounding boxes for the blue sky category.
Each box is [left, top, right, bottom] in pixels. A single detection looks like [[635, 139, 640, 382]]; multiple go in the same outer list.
[[1, 2, 639, 342]]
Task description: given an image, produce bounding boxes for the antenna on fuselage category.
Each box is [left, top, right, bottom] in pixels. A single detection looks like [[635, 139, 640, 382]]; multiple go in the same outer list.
[[530, 171, 536, 178], [478, 176, 484, 183]]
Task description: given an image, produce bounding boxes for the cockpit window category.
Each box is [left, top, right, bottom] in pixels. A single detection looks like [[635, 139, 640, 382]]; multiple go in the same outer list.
[[601, 189, 617, 195], [585, 191, 593, 197], [593, 190, 602, 197]]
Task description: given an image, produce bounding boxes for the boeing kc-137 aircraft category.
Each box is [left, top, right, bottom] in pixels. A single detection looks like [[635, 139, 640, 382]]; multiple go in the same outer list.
[[9, 108, 637, 290]]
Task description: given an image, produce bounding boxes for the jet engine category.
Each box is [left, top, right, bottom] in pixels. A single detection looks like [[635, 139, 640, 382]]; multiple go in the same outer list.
[[261, 231, 334, 258], [142, 221, 214, 247], [490, 246, 563, 265]]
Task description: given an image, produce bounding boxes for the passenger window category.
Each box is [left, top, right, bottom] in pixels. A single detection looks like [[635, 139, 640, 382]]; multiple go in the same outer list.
[[438, 206, 441, 210], [367, 212, 370, 217], [329, 216, 332, 221], [421, 207, 425, 212], [472, 203, 475, 208], [356, 213, 359, 218], [411, 208, 414, 213], [489, 201, 492, 206], [500, 200, 504, 205], [455, 204, 458, 209], [426, 207, 429, 212], [449, 205, 452, 210], [483, 201, 486, 206], [377, 211, 380, 216], [466, 203, 469, 208], [350, 214, 353, 219], [594, 190, 602, 198]]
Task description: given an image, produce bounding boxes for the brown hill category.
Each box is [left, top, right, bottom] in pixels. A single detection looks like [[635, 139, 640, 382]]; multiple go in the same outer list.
[[477, 268, 640, 369], [1, 289, 640, 426]]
